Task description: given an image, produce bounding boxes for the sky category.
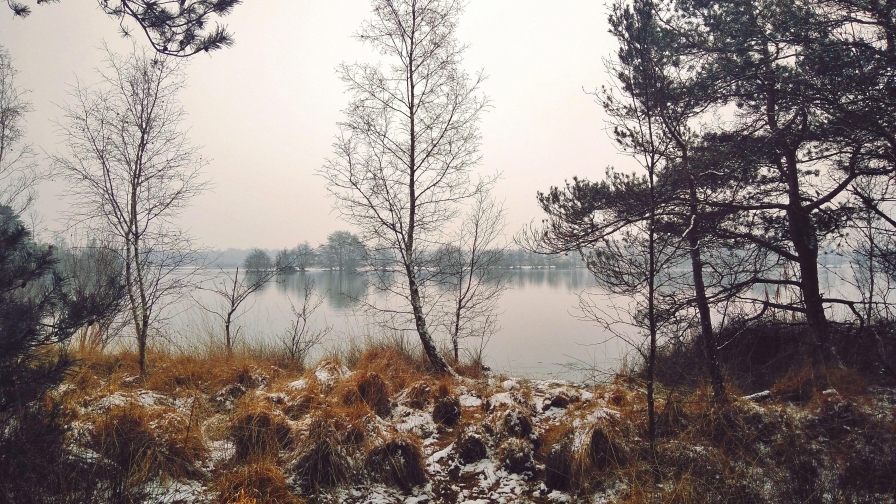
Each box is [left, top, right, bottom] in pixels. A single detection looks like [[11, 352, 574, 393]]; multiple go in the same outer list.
[[0, 0, 622, 249]]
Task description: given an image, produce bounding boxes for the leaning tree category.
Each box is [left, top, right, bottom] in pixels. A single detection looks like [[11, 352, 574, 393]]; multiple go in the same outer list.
[[322, 0, 489, 375]]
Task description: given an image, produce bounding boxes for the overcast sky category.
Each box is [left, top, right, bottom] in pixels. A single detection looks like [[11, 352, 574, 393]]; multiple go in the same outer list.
[[0, 1, 622, 249]]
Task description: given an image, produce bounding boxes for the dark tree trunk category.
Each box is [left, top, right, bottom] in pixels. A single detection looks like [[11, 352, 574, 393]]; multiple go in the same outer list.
[[783, 149, 831, 357], [407, 270, 453, 375]]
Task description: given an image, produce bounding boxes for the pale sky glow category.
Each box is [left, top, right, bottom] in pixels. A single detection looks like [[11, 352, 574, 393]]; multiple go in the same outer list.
[[0, 1, 620, 249]]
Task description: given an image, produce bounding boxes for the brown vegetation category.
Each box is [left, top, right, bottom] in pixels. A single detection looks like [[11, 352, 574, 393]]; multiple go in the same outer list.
[[4, 334, 894, 504]]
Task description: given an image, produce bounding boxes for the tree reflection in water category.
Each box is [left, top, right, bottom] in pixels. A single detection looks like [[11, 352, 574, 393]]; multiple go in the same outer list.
[[276, 271, 368, 310]]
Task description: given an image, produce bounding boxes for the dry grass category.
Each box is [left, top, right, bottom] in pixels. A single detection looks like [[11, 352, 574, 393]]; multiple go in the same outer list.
[[289, 408, 359, 491], [455, 424, 489, 464], [404, 380, 432, 409], [351, 343, 427, 391], [365, 436, 428, 491], [498, 407, 533, 439], [90, 402, 208, 496], [539, 422, 576, 491], [432, 393, 462, 427], [497, 438, 535, 474], [338, 371, 393, 417], [215, 462, 302, 504], [770, 364, 867, 404], [230, 405, 294, 462], [27, 339, 893, 504]]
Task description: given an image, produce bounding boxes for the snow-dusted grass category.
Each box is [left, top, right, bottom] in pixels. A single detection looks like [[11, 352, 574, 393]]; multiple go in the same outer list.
[[23, 344, 896, 504]]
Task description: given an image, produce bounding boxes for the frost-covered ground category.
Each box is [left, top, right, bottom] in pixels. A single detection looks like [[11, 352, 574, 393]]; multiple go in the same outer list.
[[54, 356, 896, 504]]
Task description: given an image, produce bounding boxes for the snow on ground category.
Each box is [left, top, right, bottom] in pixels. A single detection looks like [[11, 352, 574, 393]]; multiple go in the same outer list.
[[58, 358, 896, 504]]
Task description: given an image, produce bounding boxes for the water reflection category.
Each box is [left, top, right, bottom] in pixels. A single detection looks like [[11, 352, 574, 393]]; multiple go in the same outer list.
[[191, 267, 615, 380], [508, 268, 593, 291], [270, 268, 595, 313], [275, 271, 368, 310]]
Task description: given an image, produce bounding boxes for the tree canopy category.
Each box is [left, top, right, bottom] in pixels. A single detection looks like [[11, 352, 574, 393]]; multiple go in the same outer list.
[[6, 0, 241, 56]]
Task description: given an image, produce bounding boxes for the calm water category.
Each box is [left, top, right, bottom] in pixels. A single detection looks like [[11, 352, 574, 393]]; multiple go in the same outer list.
[[173, 265, 864, 382], [176, 269, 628, 381]]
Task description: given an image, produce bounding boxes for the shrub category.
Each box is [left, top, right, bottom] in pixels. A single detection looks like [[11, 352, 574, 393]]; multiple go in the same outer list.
[[0, 209, 123, 493], [0, 399, 97, 504]]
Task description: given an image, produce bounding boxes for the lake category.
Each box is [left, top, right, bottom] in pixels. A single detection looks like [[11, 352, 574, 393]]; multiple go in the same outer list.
[[175, 268, 629, 381], [173, 265, 867, 382]]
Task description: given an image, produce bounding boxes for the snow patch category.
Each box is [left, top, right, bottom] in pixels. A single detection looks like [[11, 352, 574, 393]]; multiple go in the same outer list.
[[502, 379, 520, 391], [287, 378, 308, 390], [459, 394, 482, 408], [487, 392, 514, 408]]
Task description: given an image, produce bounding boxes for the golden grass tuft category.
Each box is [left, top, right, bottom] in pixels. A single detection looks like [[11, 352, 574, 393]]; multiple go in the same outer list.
[[230, 405, 293, 461], [282, 391, 322, 420], [365, 436, 428, 491], [289, 408, 361, 491], [91, 403, 208, 492], [537, 416, 628, 494], [339, 371, 393, 417], [143, 353, 221, 393], [216, 462, 303, 504], [351, 344, 427, 391], [405, 380, 432, 409]]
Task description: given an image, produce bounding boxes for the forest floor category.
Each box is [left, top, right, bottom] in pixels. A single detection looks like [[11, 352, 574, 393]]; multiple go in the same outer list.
[[43, 344, 896, 503]]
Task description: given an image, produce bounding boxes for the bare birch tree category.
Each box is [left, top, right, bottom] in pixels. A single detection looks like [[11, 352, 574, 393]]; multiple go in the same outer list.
[[54, 47, 207, 374], [0, 46, 41, 215], [281, 280, 331, 365], [321, 0, 488, 374], [436, 190, 508, 363], [194, 265, 279, 354]]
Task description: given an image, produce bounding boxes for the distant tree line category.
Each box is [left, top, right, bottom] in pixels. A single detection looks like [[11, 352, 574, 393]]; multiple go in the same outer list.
[[225, 243, 581, 272]]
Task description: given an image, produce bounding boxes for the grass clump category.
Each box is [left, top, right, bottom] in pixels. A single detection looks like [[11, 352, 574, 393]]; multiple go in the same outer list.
[[432, 382, 461, 427], [499, 407, 533, 439], [340, 371, 393, 418], [404, 380, 432, 409], [456, 424, 488, 464], [771, 365, 866, 403], [289, 410, 358, 492], [216, 462, 302, 504], [365, 436, 428, 491], [230, 406, 293, 461], [498, 438, 535, 474], [91, 403, 207, 500]]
